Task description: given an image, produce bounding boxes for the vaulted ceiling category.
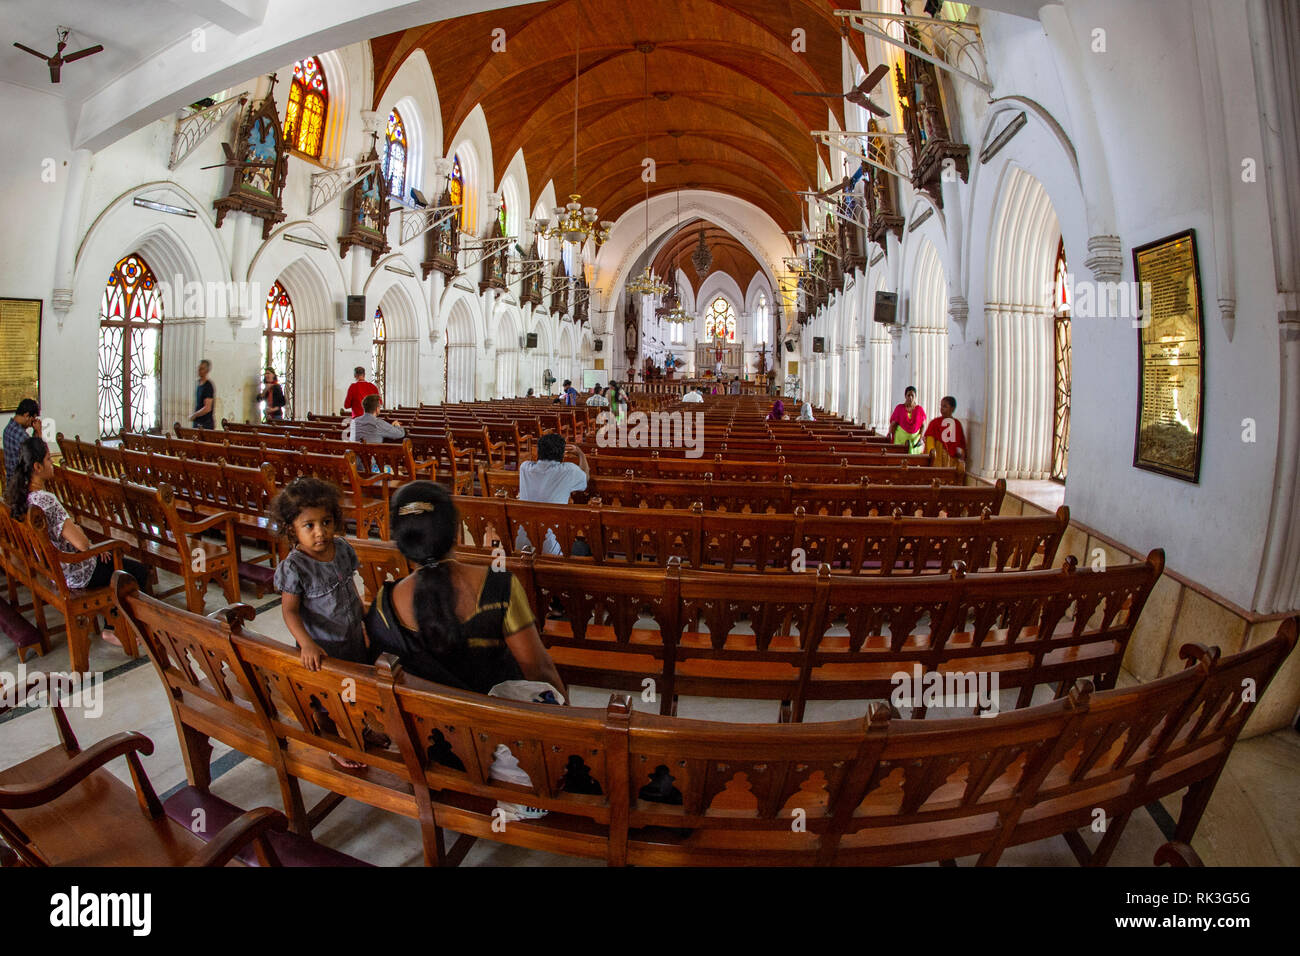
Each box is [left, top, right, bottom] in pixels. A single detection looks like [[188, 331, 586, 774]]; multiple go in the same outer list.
[[370, 0, 869, 234], [652, 219, 764, 296]]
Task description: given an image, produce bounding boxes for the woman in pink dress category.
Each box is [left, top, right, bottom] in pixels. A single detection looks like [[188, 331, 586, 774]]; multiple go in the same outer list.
[[888, 386, 927, 454]]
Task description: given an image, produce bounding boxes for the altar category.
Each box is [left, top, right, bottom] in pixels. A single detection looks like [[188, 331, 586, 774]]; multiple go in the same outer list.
[[694, 342, 745, 376]]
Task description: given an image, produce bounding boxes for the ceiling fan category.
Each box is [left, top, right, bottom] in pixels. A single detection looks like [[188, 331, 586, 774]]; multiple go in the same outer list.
[[13, 27, 103, 84], [793, 63, 891, 118]]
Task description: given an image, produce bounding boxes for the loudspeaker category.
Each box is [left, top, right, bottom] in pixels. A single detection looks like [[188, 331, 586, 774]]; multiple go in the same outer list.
[[594, 339, 603, 352], [784, 339, 795, 353], [873, 291, 898, 325], [813, 337, 825, 353], [346, 294, 366, 323], [525, 332, 539, 348]]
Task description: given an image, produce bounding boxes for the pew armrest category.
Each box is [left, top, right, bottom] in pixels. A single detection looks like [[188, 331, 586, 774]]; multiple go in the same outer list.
[[185, 807, 290, 868], [1154, 841, 1204, 867], [0, 731, 154, 810], [54, 537, 125, 568]]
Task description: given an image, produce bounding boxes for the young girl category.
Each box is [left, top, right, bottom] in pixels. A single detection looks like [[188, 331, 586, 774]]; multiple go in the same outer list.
[[270, 477, 368, 669]]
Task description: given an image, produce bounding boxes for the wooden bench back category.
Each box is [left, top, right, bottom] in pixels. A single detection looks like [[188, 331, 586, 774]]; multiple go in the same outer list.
[[112, 573, 1298, 867], [452, 496, 1067, 575], [481, 468, 1004, 516]]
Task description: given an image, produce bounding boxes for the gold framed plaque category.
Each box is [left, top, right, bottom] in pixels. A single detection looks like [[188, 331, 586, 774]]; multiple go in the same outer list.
[[0, 297, 41, 413], [1132, 230, 1205, 482]]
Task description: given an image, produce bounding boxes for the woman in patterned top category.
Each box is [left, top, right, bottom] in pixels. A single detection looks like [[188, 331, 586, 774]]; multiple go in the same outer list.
[[365, 481, 566, 698], [4, 436, 150, 649]]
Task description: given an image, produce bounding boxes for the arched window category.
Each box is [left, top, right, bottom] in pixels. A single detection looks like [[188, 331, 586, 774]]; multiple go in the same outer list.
[[264, 281, 296, 417], [755, 292, 770, 344], [498, 192, 508, 235], [283, 56, 328, 158], [372, 307, 387, 399], [1051, 237, 1071, 482], [449, 154, 465, 229], [704, 296, 736, 343], [384, 109, 407, 202], [98, 253, 164, 436]]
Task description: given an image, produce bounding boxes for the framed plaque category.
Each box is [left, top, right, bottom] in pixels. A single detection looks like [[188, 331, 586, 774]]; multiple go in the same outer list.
[[0, 297, 41, 413], [1132, 230, 1205, 482]]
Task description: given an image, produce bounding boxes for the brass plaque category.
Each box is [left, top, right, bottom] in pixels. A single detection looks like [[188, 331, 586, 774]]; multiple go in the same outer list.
[[0, 298, 41, 413], [788, 360, 799, 376], [1132, 230, 1204, 482]]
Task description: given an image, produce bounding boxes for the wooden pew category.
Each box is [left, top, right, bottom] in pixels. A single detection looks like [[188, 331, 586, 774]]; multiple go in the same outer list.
[[0, 674, 363, 868], [481, 467, 1005, 516], [452, 496, 1067, 575], [47, 468, 240, 617], [111, 574, 1298, 867]]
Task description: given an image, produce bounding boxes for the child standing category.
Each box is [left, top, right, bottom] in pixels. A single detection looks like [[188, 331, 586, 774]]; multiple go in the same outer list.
[[270, 477, 368, 669], [271, 477, 371, 769]]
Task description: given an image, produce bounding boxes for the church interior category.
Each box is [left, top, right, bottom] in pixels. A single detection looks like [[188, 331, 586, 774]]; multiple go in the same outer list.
[[1, 0, 1298, 876]]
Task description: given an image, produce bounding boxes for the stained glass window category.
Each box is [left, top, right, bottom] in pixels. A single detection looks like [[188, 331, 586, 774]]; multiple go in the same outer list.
[[1051, 237, 1071, 483], [264, 281, 296, 418], [755, 292, 769, 344], [498, 193, 507, 235], [283, 57, 328, 158], [384, 109, 407, 202], [372, 307, 387, 400], [449, 154, 464, 229], [705, 297, 737, 343], [98, 253, 164, 437]]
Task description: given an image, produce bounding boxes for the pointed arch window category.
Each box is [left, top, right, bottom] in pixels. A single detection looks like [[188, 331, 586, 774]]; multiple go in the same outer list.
[[498, 193, 508, 235], [384, 109, 407, 202], [705, 296, 737, 343], [372, 307, 387, 399], [1051, 237, 1071, 483], [283, 57, 328, 159], [98, 253, 164, 436], [755, 292, 770, 344], [264, 282, 296, 417], [449, 154, 465, 229]]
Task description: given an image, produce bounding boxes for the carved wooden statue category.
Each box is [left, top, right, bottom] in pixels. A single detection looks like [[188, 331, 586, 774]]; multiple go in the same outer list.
[[420, 186, 460, 280], [338, 135, 392, 266], [213, 76, 290, 240], [896, 35, 970, 208]]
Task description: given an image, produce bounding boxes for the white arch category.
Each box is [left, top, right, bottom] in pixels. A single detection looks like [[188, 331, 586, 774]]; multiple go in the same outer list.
[[67, 182, 232, 435], [493, 305, 521, 398], [909, 238, 949, 424], [448, 105, 494, 236], [981, 164, 1060, 480], [445, 298, 477, 403], [374, 47, 442, 202], [371, 276, 423, 407]]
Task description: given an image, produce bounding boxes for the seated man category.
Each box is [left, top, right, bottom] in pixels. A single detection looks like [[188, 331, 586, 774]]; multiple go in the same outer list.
[[347, 393, 406, 444], [681, 387, 704, 403], [516, 433, 589, 556], [585, 384, 609, 407], [923, 395, 968, 466]]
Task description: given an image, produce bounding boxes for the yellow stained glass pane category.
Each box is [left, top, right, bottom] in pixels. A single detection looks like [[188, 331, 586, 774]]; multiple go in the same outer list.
[[284, 85, 301, 143], [299, 92, 325, 157]]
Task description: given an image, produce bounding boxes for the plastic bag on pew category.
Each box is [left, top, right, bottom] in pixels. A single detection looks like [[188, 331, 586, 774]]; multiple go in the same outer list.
[[487, 681, 567, 821]]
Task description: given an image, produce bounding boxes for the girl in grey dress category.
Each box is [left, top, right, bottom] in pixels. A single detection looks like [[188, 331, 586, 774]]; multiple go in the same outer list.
[[270, 477, 368, 669]]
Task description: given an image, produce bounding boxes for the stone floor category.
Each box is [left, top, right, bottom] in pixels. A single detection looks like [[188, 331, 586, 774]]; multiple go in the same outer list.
[[2, 570, 1296, 867]]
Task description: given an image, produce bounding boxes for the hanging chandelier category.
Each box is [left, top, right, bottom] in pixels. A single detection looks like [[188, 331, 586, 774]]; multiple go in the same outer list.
[[534, 4, 612, 248], [691, 226, 712, 277], [664, 188, 692, 322], [626, 44, 669, 298]]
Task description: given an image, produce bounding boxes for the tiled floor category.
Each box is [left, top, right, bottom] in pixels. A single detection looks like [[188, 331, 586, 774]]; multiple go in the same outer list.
[[3, 570, 1296, 867]]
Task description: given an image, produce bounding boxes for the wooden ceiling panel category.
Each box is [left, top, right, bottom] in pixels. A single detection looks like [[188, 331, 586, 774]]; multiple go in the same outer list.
[[370, 0, 868, 232]]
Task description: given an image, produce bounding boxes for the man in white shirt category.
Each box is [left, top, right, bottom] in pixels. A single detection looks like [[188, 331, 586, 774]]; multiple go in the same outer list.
[[682, 387, 704, 403], [585, 384, 609, 407], [346, 394, 406, 443], [517, 433, 589, 555]]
